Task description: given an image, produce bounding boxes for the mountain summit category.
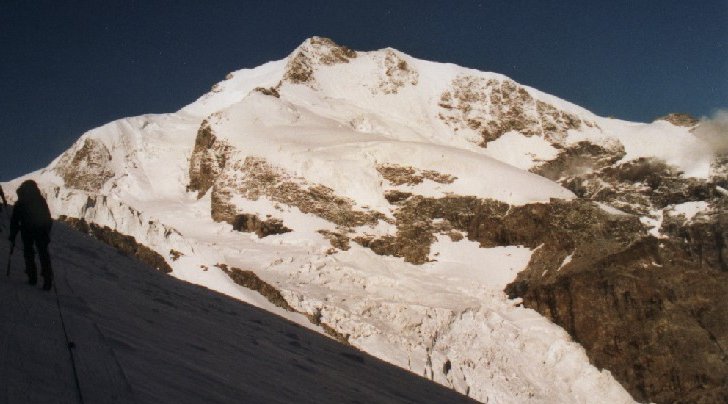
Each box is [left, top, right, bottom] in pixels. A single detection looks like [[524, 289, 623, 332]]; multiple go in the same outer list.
[[5, 37, 726, 403]]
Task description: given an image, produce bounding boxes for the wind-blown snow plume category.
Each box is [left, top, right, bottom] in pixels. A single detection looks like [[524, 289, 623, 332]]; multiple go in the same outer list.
[[694, 109, 728, 155]]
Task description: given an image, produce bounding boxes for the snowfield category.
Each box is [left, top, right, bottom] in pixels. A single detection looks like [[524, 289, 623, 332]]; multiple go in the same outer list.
[[4, 37, 714, 403]]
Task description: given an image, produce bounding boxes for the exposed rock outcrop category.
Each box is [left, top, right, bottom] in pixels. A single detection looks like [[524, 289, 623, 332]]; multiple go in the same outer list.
[[655, 113, 699, 127], [230, 213, 292, 238], [187, 120, 231, 198], [59, 216, 172, 273], [377, 164, 456, 186], [360, 195, 643, 265], [532, 140, 626, 182], [542, 151, 721, 218], [503, 194, 728, 403], [210, 156, 383, 228], [215, 263, 294, 311], [376, 49, 419, 94], [283, 36, 357, 85], [55, 138, 115, 193], [253, 86, 280, 98], [187, 121, 383, 233], [507, 233, 728, 403], [318, 229, 351, 251], [438, 75, 596, 146]]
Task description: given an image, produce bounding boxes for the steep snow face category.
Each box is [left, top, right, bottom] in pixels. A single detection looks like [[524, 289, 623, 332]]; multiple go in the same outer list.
[[182, 59, 288, 118], [206, 90, 574, 210], [11, 36, 721, 403], [47, 113, 199, 200]]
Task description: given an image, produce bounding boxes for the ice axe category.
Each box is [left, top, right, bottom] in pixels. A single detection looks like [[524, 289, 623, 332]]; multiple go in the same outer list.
[[6, 242, 14, 277]]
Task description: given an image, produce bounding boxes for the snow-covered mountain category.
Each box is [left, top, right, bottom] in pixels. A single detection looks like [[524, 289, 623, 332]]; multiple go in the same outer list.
[[4, 37, 726, 403]]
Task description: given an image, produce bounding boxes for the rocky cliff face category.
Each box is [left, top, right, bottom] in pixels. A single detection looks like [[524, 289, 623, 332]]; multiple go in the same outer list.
[[438, 75, 597, 146], [506, 218, 728, 403], [507, 157, 728, 402], [283, 36, 357, 85], [188, 120, 230, 198], [55, 137, 115, 193]]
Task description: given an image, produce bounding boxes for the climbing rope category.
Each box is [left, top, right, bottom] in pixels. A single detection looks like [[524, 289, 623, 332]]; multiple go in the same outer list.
[[53, 281, 86, 404]]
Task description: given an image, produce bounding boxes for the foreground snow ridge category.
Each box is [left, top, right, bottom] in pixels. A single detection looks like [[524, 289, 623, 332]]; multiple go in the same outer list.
[[3, 36, 683, 403]]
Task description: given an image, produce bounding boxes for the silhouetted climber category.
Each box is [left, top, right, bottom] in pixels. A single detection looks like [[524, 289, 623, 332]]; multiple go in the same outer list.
[[0, 185, 6, 234], [8, 180, 53, 290], [0, 184, 7, 210]]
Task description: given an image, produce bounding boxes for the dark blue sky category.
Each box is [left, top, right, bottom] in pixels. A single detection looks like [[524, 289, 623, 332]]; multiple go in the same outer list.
[[1, 0, 726, 180]]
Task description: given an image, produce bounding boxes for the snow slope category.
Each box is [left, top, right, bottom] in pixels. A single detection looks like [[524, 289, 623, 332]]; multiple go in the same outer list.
[[5, 36, 715, 402], [0, 214, 476, 404]]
